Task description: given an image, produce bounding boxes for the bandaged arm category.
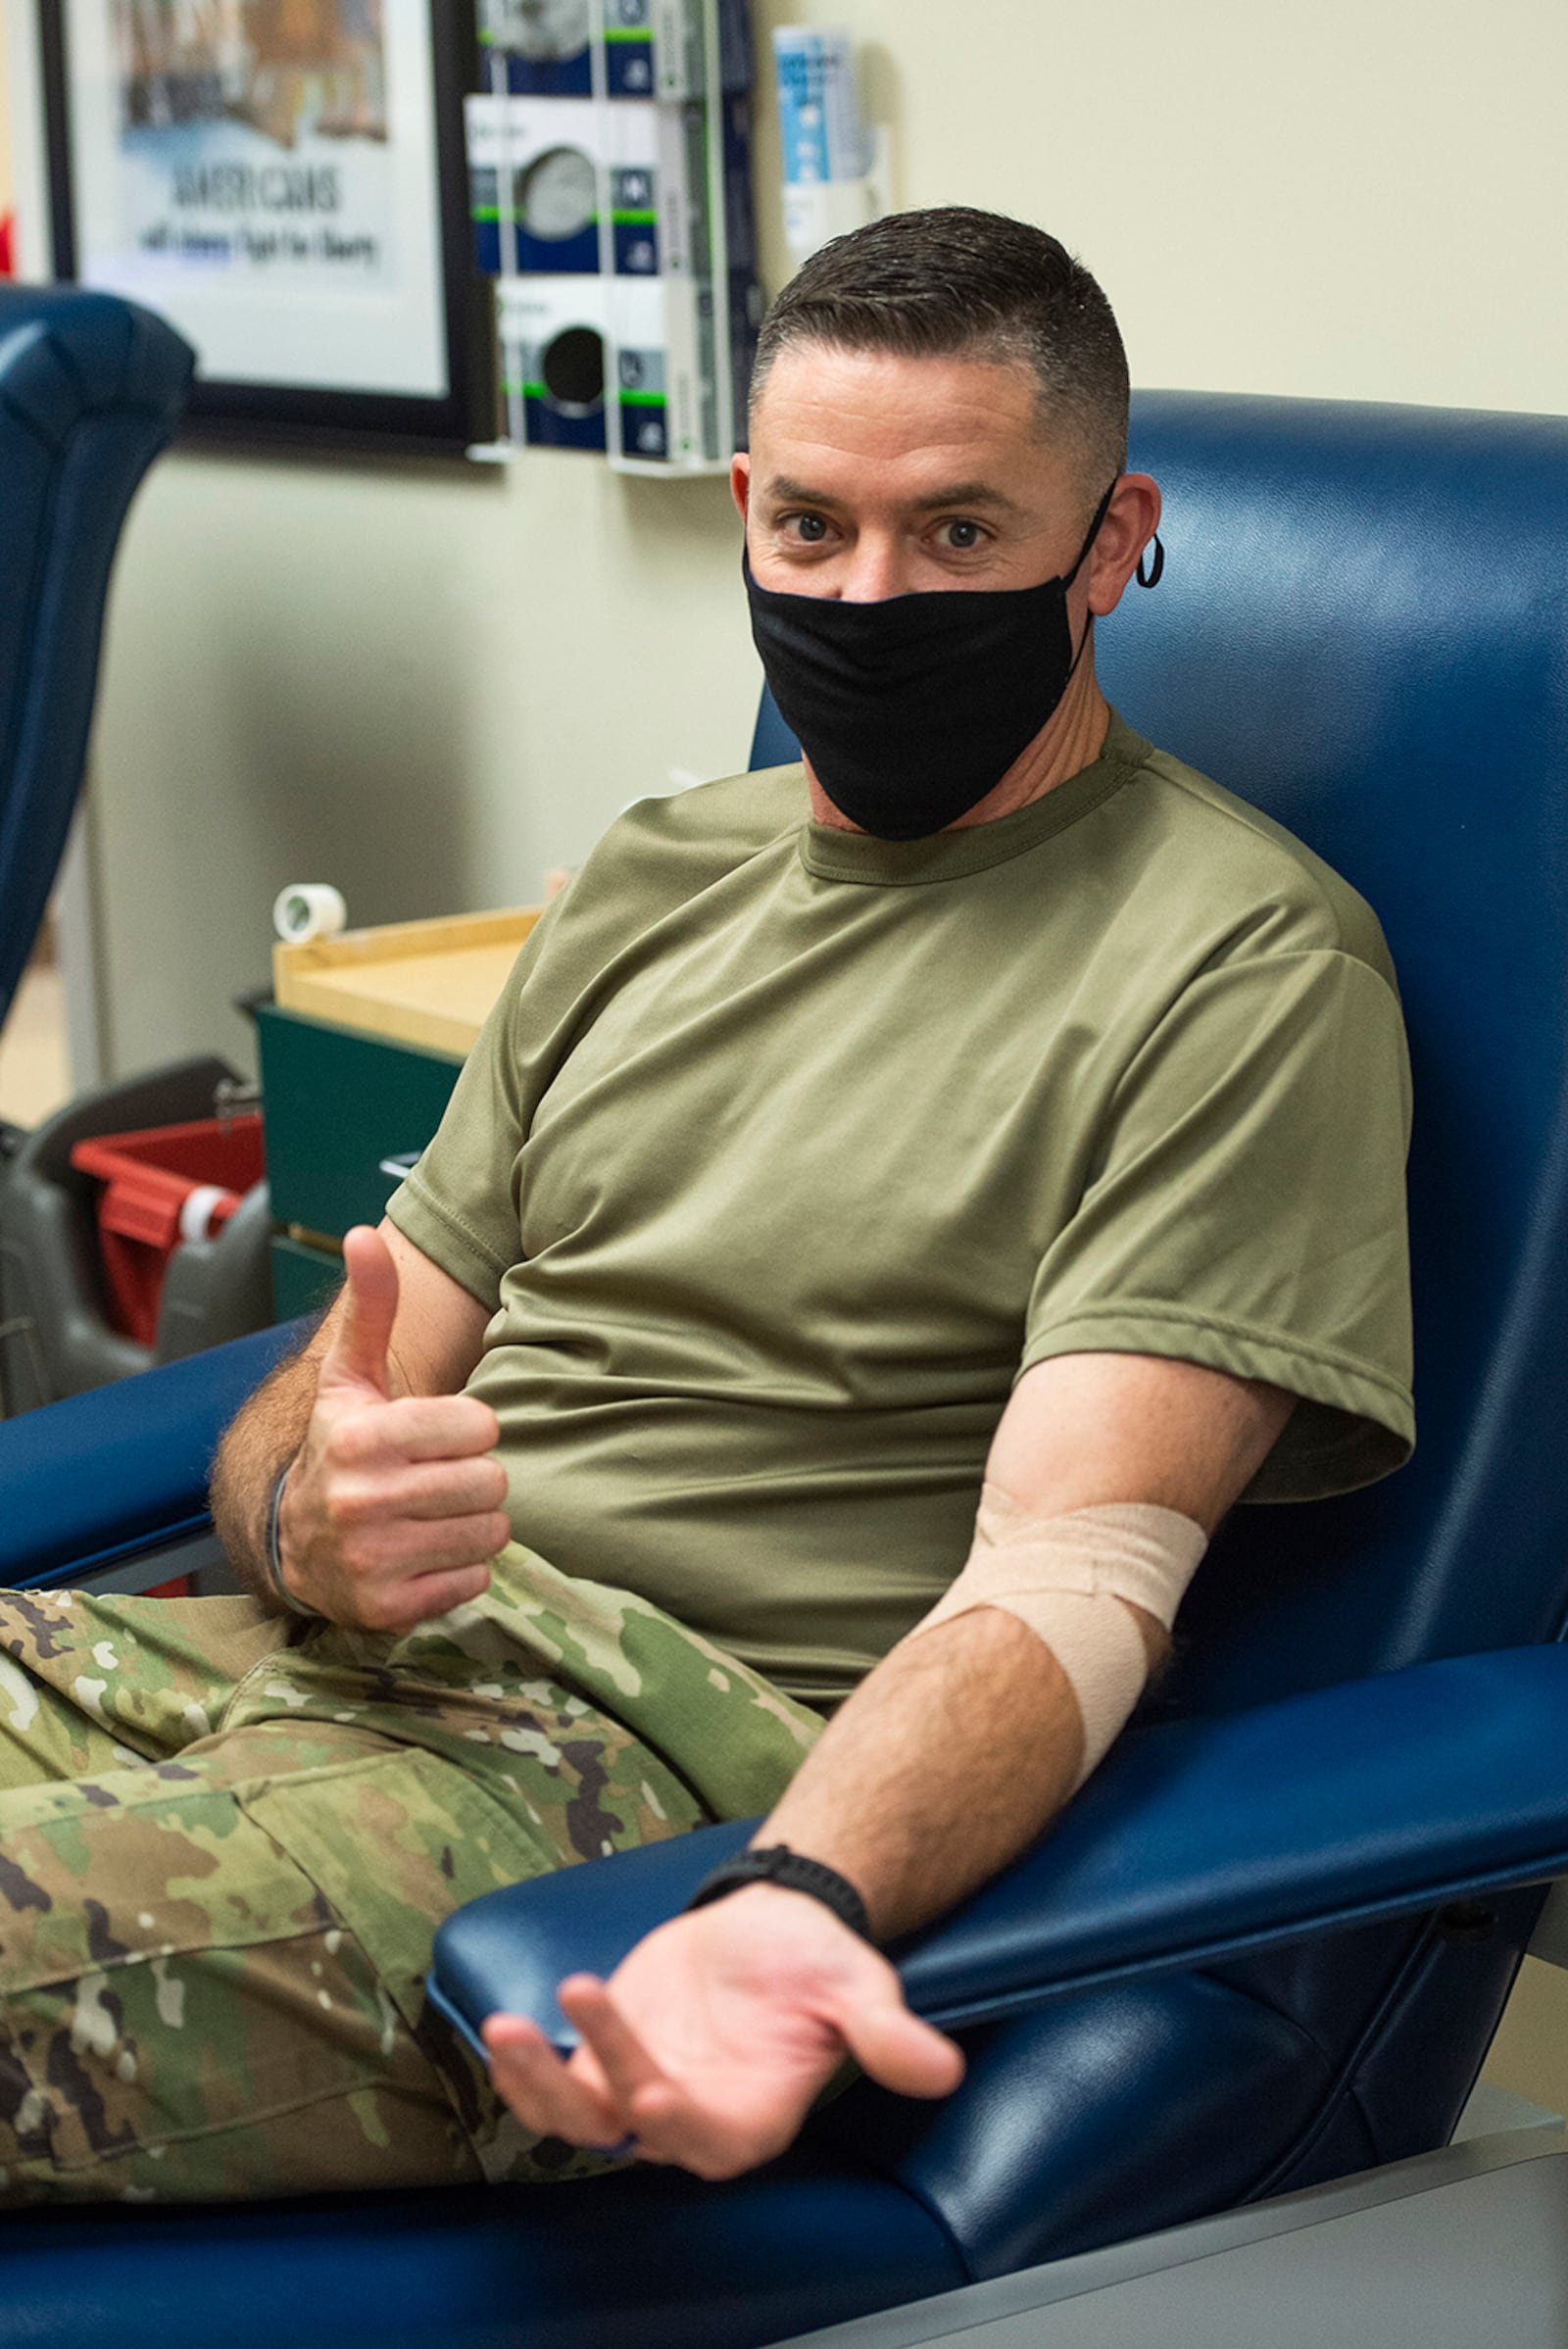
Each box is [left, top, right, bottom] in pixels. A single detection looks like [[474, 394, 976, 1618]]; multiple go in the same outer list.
[[758, 1353, 1293, 1944], [894, 1485, 1209, 1790]]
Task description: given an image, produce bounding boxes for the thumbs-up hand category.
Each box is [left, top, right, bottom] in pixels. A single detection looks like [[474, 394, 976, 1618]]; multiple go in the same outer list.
[[274, 1226, 513, 1631]]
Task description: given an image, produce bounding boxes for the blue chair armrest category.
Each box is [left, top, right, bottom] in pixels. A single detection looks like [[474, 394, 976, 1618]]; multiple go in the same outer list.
[[429, 1643, 1568, 2057], [0, 1321, 309, 1585]]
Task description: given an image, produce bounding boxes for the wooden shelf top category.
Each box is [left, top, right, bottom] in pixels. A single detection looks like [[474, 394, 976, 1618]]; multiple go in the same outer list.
[[272, 906, 541, 1058]]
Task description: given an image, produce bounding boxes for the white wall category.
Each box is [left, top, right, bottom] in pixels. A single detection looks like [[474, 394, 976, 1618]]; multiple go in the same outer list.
[[5, 0, 1568, 1075]]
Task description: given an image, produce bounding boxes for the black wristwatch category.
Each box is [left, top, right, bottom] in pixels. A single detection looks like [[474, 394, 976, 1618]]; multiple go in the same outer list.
[[684, 1842, 874, 1943]]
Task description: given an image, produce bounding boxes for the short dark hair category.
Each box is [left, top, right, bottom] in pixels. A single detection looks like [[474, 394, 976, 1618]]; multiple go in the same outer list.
[[750, 206, 1129, 497]]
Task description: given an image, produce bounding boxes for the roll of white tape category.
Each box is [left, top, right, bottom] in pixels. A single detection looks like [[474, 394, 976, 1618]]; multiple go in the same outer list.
[[273, 883, 348, 945], [179, 1184, 228, 1246]]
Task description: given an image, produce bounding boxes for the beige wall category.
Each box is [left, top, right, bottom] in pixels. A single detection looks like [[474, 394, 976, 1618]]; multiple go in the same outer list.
[[4, 0, 47, 277], [1483, 1958, 1568, 2125], [0, 13, 12, 227], [84, 451, 758, 1071], [752, 0, 1568, 417]]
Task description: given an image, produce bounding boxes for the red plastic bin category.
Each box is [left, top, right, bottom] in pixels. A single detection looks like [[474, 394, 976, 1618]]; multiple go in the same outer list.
[[70, 1114, 266, 1348]]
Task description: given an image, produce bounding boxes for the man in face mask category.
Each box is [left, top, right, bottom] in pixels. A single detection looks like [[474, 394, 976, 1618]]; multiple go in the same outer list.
[[0, 210, 1411, 2209], [737, 269, 1156, 845]]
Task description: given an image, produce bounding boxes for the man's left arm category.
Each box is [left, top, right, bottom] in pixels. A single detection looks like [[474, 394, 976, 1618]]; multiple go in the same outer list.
[[484, 1349, 1294, 2178]]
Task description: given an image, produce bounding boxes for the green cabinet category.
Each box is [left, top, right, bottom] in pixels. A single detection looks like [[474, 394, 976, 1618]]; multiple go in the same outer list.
[[256, 1003, 464, 1321], [257, 1004, 463, 1239]]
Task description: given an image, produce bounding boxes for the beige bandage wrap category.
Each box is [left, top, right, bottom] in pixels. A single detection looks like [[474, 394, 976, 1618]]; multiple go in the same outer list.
[[900, 1486, 1209, 1791]]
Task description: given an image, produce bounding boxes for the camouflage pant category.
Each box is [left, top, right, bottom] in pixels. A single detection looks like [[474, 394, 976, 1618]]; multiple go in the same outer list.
[[0, 1545, 820, 2205]]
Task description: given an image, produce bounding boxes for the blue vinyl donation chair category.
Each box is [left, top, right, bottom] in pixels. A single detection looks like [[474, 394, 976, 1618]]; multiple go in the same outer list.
[[4, 391, 1568, 2348], [0, 283, 195, 1037], [0, 284, 280, 1408]]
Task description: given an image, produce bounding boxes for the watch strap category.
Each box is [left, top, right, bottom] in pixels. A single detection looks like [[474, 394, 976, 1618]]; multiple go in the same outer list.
[[684, 1842, 873, 1943]]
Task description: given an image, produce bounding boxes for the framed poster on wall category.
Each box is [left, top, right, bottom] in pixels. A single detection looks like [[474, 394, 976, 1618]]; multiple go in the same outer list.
[[38, 0, 492, 452]]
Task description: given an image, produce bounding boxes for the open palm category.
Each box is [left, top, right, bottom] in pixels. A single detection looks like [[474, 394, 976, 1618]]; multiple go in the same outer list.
[[482, 1883, 964, 2180]]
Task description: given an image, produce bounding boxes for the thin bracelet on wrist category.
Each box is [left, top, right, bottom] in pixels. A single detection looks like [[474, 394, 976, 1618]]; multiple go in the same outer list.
[[264, 1463, 324, 1621]]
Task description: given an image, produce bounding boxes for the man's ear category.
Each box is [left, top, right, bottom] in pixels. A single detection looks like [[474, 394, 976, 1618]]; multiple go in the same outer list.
[[730, 451, 751, 527], [1087, 473, 1162, 617]]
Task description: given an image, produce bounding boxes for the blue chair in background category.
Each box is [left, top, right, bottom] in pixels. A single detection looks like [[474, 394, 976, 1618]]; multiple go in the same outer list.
[[2, 390, 1568, 2346], [0, 283, 194, 1038], [0, 284, 278, 1410]]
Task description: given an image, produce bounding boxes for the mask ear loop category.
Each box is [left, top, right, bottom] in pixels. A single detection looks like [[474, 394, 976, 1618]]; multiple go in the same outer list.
[[1061, 478, 1121, 677], [1064, 479, 1121, 588], [1136, 534, 1165, 589]]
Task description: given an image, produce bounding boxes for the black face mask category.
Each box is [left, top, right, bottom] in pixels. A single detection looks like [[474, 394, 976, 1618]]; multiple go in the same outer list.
[[745, 480, 1126, 841]]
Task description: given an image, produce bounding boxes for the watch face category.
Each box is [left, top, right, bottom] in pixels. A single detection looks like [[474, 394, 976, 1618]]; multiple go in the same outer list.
[[482, 0, 591, 62], [520, 146, 597, 242]]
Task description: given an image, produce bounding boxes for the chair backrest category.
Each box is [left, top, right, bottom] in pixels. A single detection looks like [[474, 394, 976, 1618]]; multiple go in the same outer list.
[[0, 285, 195, 1032], [753, 390, 1568, 1714]]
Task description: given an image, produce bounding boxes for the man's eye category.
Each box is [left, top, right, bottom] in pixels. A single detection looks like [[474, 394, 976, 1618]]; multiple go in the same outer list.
[[938, 519, 987, 551], [786, 514, 830, 543]]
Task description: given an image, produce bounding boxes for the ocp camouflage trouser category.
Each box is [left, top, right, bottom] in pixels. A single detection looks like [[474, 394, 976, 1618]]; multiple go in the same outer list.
[[0, 1545, 821, 2205]]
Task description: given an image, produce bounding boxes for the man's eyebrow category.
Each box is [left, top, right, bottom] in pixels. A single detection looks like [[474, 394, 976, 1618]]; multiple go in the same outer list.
[[758, 474, 1027, 516], [760, 473, 845, 508], [906, 480, 1025, 516]]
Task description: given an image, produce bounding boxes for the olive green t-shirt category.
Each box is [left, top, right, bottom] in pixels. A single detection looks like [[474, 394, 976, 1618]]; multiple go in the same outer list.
[[388, 711, 1413, 1708]]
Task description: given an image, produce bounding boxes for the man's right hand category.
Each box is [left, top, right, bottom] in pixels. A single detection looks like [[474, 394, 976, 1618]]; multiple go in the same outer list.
[[274, 1225, 513, 1631]]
